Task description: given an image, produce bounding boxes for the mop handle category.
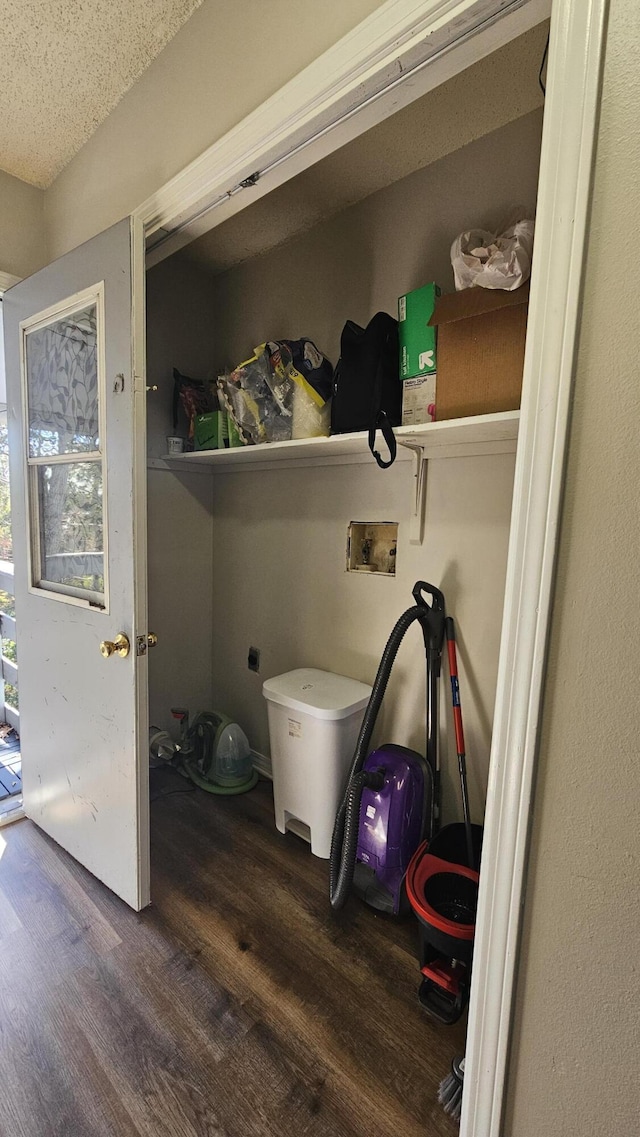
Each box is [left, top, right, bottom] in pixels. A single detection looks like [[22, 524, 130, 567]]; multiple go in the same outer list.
[[445, 618, 465, 757], [445, 617, 475, 871]]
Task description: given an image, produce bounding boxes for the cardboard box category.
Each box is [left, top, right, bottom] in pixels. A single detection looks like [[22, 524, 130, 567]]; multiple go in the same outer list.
[[428, 283, 529, 420], [402, 375, 436, 426], [194, 410, 231, 450], [398, 282, 440, 379]]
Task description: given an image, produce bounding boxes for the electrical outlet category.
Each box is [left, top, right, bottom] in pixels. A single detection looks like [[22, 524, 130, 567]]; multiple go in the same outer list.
[[248, 646, 260, 673]]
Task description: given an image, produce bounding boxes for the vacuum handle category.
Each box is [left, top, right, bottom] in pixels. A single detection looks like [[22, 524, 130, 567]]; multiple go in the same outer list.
[[413, 581, 446, 666], [412, 580, 445, 615]]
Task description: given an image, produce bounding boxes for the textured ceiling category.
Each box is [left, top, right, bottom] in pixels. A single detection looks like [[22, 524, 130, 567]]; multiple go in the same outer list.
[[0, 0, 204, 188], [182, 22, 548, 277]]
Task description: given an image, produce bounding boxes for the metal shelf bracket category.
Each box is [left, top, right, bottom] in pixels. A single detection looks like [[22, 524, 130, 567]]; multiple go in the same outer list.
[[399, 441, 428, 546]]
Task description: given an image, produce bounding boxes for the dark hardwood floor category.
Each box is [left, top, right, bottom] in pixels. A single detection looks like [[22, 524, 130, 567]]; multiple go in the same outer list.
[[0, 776, 466, 1136]]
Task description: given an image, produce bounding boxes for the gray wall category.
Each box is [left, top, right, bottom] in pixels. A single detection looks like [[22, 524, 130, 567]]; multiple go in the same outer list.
[[505, 3, 640, 1133], [44, 0, 387, 259], [146, 256, 216, 730], [0, 169, 46, 279], [210, 111, 542, 367]]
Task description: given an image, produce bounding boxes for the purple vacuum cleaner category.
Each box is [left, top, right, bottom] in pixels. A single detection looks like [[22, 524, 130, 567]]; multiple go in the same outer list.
[[330, 582, 445, 916]]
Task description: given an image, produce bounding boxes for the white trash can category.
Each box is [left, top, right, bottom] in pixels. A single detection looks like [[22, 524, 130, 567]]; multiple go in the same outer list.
[[262, 668, 372, 859]]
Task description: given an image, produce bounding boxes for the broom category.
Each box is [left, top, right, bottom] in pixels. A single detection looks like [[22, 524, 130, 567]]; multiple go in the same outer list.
[[438, 1055, 465, 1123], [438, 622, 473, 1122]]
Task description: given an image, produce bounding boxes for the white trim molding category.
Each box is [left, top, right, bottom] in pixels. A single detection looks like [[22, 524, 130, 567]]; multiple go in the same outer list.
[[131, 213, 151, 911], [139, 0, 551, 265], [461, 2, 608, 1135], [0, 272, 21, 294], [19, 282, 110, 612]]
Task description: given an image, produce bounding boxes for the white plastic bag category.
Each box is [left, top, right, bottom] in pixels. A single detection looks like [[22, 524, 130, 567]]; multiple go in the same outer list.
[[451, 220, 535, 291]]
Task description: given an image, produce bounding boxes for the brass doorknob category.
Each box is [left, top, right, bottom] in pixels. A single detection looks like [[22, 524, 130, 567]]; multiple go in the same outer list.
[[147, 633, 158, 649], [100, 633, 130, 659]]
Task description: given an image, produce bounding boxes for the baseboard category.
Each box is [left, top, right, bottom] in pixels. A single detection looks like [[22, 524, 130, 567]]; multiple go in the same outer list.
[[252, 750, 272, 780]]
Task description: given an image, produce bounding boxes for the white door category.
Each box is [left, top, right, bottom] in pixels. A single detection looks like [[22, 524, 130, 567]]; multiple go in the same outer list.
[[2, 218, 150, 910]]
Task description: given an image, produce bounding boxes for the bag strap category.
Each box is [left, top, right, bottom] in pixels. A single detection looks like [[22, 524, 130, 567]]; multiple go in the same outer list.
[[369, 410, 397, 468], [368, 329, 397, 468]]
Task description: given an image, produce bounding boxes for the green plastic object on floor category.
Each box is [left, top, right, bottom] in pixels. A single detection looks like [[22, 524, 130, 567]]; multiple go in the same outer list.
[[175, 709, 259, 795]]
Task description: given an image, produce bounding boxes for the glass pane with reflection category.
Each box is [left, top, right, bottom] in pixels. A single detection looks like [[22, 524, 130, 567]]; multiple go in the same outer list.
[[26, 304, 100, 458], [36, 461, 104, 599]]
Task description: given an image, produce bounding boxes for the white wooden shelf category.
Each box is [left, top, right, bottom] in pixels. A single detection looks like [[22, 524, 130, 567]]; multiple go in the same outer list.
[[151, 410, 519, 474]]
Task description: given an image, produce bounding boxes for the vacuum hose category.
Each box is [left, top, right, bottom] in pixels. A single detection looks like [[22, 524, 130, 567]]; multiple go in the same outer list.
[[329, 583, 444, 910]]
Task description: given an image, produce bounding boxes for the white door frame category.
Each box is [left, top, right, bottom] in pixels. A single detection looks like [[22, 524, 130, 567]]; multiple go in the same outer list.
[[0, 270, 24, 827], [132, 0, 608, 1132], [0, 273, 21, 294]]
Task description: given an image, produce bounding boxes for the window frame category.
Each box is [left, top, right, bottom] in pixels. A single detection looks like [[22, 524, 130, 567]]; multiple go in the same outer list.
[[19, 282, 109, 611]]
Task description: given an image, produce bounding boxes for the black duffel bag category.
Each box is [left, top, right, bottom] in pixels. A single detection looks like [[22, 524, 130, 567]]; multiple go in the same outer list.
[[331, 312, 401, 468]]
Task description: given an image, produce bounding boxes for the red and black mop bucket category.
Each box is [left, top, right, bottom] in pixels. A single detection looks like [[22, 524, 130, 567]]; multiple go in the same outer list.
[[406, 823, 483, 1023], [406, 617, 483, 1024]]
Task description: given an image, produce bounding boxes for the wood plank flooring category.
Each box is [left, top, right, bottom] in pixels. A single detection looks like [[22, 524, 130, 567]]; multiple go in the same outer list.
[[0, 776, 466, 1137]]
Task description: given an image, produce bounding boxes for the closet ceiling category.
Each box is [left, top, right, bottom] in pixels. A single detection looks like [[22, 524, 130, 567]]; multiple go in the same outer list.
[[181, 21, 548, 278], [0, 0, 204, 187]]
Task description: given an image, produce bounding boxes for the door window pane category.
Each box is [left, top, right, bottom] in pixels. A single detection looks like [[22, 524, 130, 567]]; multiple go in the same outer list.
[[36, 462, 104, 600], [25, 304, 99, 458]]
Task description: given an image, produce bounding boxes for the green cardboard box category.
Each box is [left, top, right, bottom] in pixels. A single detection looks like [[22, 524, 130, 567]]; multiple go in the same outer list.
[[194, 410, 228, 450], [398, 282, 440, 380]]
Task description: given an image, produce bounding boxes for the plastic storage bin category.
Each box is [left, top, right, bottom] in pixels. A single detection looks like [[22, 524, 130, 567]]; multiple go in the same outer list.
[[263, 668, 372, 859]]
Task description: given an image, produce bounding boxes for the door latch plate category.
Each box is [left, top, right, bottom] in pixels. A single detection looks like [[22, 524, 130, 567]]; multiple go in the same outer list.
[[136, 633, 158, 656]]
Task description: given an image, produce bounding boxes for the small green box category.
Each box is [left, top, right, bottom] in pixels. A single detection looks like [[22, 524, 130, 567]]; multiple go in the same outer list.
[[398, 282, 440, 380], [194, 411, 223, 451]]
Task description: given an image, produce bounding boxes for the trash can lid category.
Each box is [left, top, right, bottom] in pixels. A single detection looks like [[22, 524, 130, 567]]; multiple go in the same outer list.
[[262, 668, 372, 720]]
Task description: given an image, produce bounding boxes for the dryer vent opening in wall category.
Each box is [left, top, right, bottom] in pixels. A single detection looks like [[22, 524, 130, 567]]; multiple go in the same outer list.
[[347, 522, 398, 577]]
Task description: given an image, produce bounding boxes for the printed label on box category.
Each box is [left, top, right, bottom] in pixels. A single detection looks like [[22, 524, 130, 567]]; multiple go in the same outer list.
[[418, 349, 435, 372], [288, 718, 302, 738], [402, 375, 436, 426]]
